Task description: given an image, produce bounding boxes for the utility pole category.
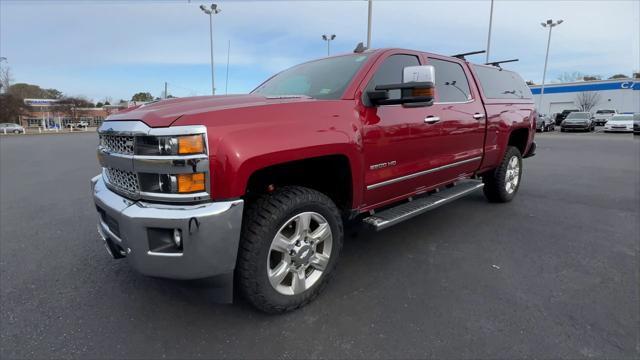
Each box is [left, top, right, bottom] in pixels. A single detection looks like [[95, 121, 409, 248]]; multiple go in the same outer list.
[[164, 82, 168, 99], [225, 40, 230, 95], [539, 19, 564, 112], [366, 0, 372, 49], [322, 34, 336, 56], [200, 4, 221, 95], [485, 0, 494, 63]]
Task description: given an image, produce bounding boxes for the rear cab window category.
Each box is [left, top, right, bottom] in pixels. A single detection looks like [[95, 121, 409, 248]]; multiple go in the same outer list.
[[472, 64, 532, 100], [427, 58, 472, 103]]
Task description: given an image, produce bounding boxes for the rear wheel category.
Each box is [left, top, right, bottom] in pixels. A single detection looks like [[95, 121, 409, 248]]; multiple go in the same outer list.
[[236, 186, 343, 313], [13, 129, 20, 134], [482, 146, 522, 203]]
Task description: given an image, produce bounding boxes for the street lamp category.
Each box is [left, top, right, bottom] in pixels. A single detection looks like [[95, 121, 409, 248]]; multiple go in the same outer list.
[[199, 3, 221, 95], [539, 19, 564, 112], [366, 0, 372, 49], [322, 34, 336, 56], [485, 0, 494, 63]]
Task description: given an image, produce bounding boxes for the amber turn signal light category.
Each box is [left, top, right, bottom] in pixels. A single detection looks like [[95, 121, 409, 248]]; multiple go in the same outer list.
[[178, 135, 205, 154], [177, 173, 206, 193], [411, 87, 434, 97]]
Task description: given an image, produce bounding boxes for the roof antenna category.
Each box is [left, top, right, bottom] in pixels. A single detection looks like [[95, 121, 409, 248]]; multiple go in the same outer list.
[[485, 59, 519, 68], [451, 50, 486, 60], [353, 42, 367, 53]]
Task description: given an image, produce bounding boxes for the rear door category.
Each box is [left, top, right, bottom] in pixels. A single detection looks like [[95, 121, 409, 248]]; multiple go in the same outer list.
[[419, 56, 486, 183]]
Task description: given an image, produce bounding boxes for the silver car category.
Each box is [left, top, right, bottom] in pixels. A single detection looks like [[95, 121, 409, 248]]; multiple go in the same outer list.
[[0, 123, 25, 134], [536, 113, 555, 132]]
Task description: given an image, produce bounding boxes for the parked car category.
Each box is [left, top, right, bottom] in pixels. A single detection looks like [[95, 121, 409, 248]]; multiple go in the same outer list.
[[65, 121, 89, 128], [592, 109, 616, 126], [603, 114, 634, 133], [633, 114, 640, 135], [91, 48, 536, 313], [555, 109, 580, 125], [536, 113, 554, 132], [560, 112, 595, 132], [0, 123, 25, 134]]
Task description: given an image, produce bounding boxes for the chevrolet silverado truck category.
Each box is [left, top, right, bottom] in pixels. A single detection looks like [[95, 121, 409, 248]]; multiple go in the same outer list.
[[92, 48, 536, 313]]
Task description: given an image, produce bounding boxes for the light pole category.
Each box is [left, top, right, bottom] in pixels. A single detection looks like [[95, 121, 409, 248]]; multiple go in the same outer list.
[[322, 34, 336, 56], [485, 0, 494, 63], [366, 0, 372, 49], [539, 19, 563, 113], [199, 3, 221, 95]]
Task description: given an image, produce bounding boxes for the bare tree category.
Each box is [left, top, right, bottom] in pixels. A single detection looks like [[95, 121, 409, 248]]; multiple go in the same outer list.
[[574, 92, 601, 112], [0, 65, 13, 93], [557, 71, 585, 83]]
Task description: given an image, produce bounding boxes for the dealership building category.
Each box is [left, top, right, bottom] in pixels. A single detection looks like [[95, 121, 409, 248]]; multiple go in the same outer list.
[[530, 79, 640, 116], [19, 99, 130, 129]]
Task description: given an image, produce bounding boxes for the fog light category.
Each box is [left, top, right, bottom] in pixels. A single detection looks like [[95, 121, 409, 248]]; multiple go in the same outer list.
[[173, 229, 182, 248]]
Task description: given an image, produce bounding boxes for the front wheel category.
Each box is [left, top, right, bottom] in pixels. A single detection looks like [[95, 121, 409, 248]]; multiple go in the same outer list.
[[482, 146, 523, 203], [236, 186, 343, 313]]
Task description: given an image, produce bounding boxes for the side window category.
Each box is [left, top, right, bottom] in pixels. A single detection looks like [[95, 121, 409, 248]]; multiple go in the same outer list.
[[472, 64, 533, 99], [428, 58, 472, 103], [366, 54, 420, 101]]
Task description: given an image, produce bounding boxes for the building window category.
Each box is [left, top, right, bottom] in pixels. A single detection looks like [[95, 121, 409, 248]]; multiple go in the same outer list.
[[93, 117, 104, 126], [26, 118, 41, 127]]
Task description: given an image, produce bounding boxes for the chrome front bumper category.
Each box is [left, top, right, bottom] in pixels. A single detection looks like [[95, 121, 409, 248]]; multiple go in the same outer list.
[[91, 175, 244, 280]]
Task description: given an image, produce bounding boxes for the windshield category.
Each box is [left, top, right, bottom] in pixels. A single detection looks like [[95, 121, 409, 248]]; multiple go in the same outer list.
[[609, 115, 632, 121], [596, 110, 615, 114], [252, 54, 370, 100], [566, 112, 590, 119]]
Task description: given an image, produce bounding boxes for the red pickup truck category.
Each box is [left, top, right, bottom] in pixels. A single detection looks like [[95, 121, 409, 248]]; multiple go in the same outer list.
[[92, 48, 536, 313]]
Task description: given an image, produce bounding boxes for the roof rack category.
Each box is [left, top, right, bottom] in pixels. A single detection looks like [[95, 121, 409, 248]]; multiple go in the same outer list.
[[451, 50, 486, 60], [485, 59, 519, 68]]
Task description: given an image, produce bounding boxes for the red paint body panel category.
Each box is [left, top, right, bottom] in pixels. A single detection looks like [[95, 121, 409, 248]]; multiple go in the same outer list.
[[104, 48, 535, 213]]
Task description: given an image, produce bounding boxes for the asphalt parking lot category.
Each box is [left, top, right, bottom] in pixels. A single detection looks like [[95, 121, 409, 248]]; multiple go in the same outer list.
[[1, 131, 638, 359]]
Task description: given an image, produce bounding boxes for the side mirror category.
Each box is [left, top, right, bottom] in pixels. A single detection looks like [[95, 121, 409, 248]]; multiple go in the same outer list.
[[367, 65, 435, 107]]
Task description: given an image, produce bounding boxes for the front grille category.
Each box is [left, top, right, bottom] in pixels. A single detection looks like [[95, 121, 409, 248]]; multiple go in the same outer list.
[[105, 167, 140, 195], [100, 135, 135, 155]]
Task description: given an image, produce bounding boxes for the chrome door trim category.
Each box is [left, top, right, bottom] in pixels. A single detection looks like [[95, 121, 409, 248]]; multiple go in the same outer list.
[[366, 156, 482, 190]]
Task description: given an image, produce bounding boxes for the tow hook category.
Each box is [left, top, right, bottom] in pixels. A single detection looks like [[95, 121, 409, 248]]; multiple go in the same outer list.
[[97, 224, 126, 259]]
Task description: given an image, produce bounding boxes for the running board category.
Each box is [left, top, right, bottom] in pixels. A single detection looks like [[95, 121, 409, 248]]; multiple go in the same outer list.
[[362, 180, 484, 231]]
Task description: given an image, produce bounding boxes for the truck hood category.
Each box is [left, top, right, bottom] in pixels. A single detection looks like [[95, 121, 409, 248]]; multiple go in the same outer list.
[[106, 94, 314, 127]]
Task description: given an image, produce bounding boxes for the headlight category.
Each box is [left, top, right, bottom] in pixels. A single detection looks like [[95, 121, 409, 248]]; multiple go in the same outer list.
[[136, 134, 206, 155]]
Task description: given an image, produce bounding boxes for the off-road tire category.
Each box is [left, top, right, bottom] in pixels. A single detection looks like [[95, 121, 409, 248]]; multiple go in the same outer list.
[[236, 186, 343, 313], [482, 146, 523, 203]]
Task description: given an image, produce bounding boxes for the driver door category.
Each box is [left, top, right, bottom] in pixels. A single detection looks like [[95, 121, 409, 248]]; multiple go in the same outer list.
[[360, 53, 441, 208]]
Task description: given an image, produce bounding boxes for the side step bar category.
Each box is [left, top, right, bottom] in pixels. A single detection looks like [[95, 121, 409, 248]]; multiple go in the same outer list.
[[363, 180, 484, 231]]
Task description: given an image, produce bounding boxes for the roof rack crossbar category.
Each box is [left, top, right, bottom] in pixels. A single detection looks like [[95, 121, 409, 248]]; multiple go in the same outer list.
[[451, 50, 486, 60], [485, 59, 519, 68]]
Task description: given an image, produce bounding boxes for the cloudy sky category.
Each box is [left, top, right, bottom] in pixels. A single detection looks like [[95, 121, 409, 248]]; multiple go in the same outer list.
[[1, 0, 638, 102]]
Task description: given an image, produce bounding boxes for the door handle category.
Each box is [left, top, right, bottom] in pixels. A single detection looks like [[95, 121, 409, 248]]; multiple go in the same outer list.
[[424, 116, 440, 124], [473, 113, 485, 119]]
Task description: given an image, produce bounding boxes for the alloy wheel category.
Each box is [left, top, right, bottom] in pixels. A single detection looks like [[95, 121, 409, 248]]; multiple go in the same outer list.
[[505, 156, 520, 194], [267, 212, 333, 296]]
